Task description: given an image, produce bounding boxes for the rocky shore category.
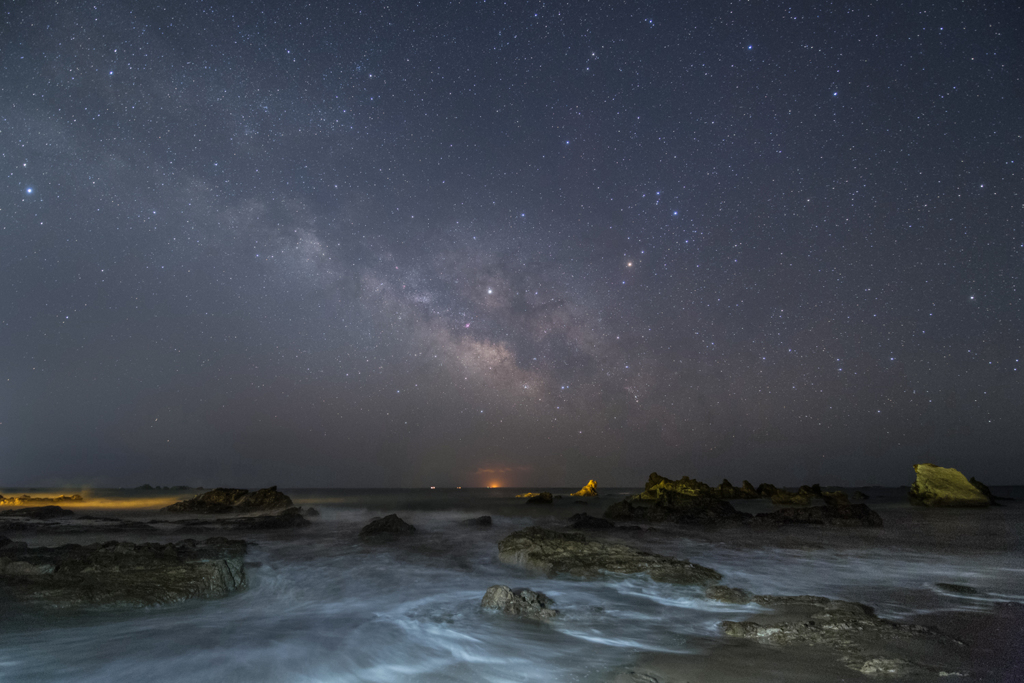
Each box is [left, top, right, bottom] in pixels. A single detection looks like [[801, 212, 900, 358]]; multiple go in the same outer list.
[[0, 536, 247, 608]]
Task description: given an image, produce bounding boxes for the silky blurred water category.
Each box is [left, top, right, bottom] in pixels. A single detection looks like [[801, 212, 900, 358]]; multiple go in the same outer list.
[[0, 487, 1021, 682]]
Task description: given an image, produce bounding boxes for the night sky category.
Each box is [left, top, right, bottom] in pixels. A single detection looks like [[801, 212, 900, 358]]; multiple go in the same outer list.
[[2, 1, 1021, 489]]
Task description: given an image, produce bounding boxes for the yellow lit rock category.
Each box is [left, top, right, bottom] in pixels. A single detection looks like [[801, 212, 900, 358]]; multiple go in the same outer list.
[[908, 464, 990, 507], [570, 480, 598, 497]]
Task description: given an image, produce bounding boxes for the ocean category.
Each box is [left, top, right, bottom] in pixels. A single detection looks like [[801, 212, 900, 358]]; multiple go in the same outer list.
[[1, 487, 1022, 682]]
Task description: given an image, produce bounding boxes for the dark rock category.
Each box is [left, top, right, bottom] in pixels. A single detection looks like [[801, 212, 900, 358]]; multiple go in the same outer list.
[[481, 585, 558, 619], [714, 479, 759, 499], [821, 490, 850, 506], [163, 486, 294, 514], [755, 503, 883, 527], [137, 484, 154, 490], [851, 490, 869, 500], [303, 507, 320, 517], [497, 526, 721, 585], [461, 515, 492, 526], [639, 472, 713, 499], [756, 483, 780, 498], [604, 492, 751, 525], [225, 507, 311, 530], [567, 512, 615, 530], [968, 477, 1005, 504], [524, 492, 553, 504], [0, 505, 74, 520], [359, 513, 416, 536], [0, 536, 247, 608]]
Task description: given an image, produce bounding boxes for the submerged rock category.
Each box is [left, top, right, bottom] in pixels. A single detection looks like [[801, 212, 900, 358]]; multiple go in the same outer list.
[[497, 526, 720, 585], [569, 480, 599, 497], [0, 505, 75, 520], [908, 464, 990, 507], [461, 515, 492, 526], [705, 585, 755, 604], [604, 492, 751, 525], [163, 486, 294, 514], [523, 492, 553, 504], [359, 513, 416, 536], [480, 584, 558, 619], [567, 512, 615, 530], [755, 503, 883, 527], [0, 536, 247, 608]]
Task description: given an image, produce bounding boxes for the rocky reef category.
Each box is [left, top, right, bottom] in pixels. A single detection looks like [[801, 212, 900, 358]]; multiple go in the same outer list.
[[908, 464, 991, 507], [163, 486, 294, 514], [569, 479, 598, 497], [480, 585, 558, 619], [0, 536, 247, 608], [715, 591, 962, 677], [497, 526, 721, 585], [0, 493, 83, 506]]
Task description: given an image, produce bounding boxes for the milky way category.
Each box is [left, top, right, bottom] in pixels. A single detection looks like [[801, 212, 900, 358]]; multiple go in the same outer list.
[[2, 1, 1021, 487]]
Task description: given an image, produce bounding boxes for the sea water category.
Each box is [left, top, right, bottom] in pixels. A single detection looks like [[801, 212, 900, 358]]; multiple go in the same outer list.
[[1, 487, 1021, 682]]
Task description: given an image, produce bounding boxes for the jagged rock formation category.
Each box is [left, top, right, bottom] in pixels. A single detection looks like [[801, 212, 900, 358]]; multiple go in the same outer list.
[[359, 513, 416, 536], [163, 486, 294, 514], [569, 480, 599, 497], [480, 585, 558, 619], [497, 526, 721, 585], [908, 464, 990, 507], [714, 479, 759, 499], [0, 536, 247, 607]]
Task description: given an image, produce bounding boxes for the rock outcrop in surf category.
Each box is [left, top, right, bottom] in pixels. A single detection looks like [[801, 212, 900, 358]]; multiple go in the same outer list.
[[908, 464, 990, 507], [497, 526, 720, 585]]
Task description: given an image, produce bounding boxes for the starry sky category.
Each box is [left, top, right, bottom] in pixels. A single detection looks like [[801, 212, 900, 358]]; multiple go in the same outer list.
[[2, 1, 1021, 489]]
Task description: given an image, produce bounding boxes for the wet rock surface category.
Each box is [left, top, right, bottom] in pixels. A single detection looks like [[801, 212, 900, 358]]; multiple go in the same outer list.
[[717, 592, 964, 678], [359, 513, 416, 537], [480, 584, 558, 619], [497, 526, 721, 585], [164, 486, 294, 514], [0, 535, 247, 608], [0, 505, 75, 520]]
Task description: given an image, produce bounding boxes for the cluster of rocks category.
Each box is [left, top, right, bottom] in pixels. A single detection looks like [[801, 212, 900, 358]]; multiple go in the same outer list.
[[136, 484, 193, 491], [163, 486, 294, 514], [602, 474, 883, 528], [0, 535, 247, 608], [0, 493, 83, 506]]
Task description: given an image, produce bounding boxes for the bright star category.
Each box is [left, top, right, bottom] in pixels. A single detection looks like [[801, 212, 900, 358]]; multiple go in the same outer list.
[[26, 187, 33, 194]]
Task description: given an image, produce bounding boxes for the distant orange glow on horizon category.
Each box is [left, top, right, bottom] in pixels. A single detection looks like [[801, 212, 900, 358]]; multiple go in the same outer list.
[[487, 482, 501, 488]]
